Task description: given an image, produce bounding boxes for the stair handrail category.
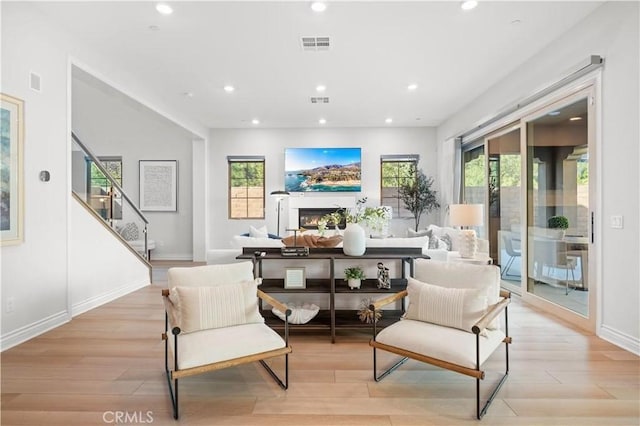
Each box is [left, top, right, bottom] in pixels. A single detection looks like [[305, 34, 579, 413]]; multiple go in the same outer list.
[[72, 132, 148, 225]]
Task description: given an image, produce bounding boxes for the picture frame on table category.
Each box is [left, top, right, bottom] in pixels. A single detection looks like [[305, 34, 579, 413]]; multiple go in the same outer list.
[[284, 267, 306, 289], [139, 160, 178, 212], [1, 93, 24, 245]]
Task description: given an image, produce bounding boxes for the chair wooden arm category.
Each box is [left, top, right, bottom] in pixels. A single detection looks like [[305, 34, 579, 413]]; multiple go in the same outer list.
[[258, 290, 291, 316], [500, 289, 511, 299], [472, 297, 510, 335], [369, 290, 408, 311], [161, 289, 180, 331]]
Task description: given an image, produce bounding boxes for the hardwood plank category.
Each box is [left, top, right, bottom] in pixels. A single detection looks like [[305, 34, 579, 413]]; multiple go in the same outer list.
[[0, 265, 638, 425]]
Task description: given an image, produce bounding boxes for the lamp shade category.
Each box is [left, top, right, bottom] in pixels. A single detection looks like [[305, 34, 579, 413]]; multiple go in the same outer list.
[[449, 204, 483, 227], [270, 190, 290, 199]]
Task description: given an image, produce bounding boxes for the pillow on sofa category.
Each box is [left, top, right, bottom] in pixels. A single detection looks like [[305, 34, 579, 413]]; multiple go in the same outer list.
[[365, 235, 430, 248], [119, 222, 139, 241], [169, 280, 263, 333], [231, 235, 285, 248], [249, 225, 269, 239], [240, 232, 282, 239], [405, 277, 488, 333]]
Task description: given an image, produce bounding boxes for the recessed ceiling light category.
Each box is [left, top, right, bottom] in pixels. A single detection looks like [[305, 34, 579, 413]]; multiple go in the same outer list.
[[385, 118, 393, 124], [311, 2, 327, 13], [148, 25, 160, 31], [461, 1, 478, 11], [318, 118, 327, 125], [569, 116, 582, 121], [548, 111, 561, 116], [155, 3, 173, 15], [183, 92, 193, 98], [252, 119, 260, 125], [223, 85, 235, 93], [511, 19, 522, 25], [316, 85, 326, 92], [407, 83, 418, 91]]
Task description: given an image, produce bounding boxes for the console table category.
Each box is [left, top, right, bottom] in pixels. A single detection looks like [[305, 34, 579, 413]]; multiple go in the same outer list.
[[237, 247, 427, 342]]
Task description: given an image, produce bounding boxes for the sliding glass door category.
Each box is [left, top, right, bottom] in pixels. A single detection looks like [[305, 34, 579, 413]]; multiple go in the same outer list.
[[524, 90, 593, 317]]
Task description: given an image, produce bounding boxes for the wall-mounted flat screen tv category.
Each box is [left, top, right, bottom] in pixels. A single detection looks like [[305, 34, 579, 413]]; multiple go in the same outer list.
[[285, 147, 361, 192]]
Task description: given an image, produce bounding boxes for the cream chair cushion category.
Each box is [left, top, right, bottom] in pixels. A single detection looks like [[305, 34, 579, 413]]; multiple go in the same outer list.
[[168, 323, 286, 370], [168, 262, 254, 287], [375, 319, 506, 369], [413, 259, 501, 329], [405, 277, 488, 333], [170, 280, 263, 333]]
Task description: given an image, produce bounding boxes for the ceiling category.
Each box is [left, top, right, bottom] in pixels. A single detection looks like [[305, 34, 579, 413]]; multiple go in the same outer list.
[[33, 1, 603, 129]]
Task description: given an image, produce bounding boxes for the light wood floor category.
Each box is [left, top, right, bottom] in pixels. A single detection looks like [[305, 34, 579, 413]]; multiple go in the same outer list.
[[1, 268, 639, 426]]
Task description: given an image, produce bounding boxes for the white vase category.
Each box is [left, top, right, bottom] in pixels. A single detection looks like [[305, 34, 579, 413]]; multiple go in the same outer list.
[[347, 278, 361, 289], [343, 222, 366, 256]]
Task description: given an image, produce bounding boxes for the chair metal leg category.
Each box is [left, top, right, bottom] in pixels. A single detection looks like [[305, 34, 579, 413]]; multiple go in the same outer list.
[[259, 353, 289, 390], [373, 346, 408, 382], [165, 329, 179, 419]]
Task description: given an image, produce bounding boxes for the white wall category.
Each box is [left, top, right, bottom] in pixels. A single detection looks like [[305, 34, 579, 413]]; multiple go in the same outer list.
[[209, 127, 438, 248], [72, 72, 195, 260], [0, 3, 204, 349], [437, 2, 639, 352]]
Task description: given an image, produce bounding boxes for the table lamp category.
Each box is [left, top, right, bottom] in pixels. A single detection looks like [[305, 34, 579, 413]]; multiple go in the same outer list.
[[449, 204, 484, 258]]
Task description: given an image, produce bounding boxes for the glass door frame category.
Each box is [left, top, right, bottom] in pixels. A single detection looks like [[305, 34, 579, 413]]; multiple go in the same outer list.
[[519, 85, 597, 331]]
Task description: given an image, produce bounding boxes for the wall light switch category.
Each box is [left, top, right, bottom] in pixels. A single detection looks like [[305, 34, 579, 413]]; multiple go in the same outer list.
[[610, 215, 623, 229]]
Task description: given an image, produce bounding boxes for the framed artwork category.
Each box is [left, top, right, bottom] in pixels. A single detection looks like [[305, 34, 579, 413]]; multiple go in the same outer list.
[[284, 267, 306, 289], [139, 160, 178, 212], [1, 93, 24, 245]]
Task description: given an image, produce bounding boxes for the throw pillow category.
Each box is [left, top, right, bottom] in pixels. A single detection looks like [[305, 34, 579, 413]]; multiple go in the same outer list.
[[169, 280, 263, 333], [440, 234, 453, 251], [249, 225, 269, 239], [407, 228, 429, 238], [120, 222, 139, 241], [405, 277, 488, 333]]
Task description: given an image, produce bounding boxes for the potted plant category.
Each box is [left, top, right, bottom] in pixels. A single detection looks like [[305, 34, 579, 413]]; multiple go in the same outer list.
[[548, 215, 569, 239], [344, 266, 365, 289], [399, 167, 440, 232]]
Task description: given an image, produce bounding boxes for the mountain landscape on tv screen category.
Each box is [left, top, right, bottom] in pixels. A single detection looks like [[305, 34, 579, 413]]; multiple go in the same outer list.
[[285, 163, 361, 192]]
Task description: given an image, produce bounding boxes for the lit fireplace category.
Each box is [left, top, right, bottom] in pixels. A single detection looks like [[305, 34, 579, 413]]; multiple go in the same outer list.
[[298, 208, 346, 230]]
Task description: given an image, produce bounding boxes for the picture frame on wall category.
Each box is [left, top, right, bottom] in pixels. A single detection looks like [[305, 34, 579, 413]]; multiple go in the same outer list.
[[139, 160, 178, 212], [1, 93, 25, 245]]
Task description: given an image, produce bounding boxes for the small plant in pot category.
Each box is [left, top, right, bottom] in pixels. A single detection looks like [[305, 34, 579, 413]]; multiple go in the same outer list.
[[344, 266, 365, 290], [548, 215, 569, 238]]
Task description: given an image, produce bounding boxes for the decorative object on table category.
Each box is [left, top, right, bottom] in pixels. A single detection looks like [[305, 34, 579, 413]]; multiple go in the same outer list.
[[449, 203, 484, 258], [344, 266, 365, 289], [270, 190, 290, 236], [358, 297, 382, 323], [1, 93, 24, 245], [547, 215, 569, 239], [284, 267, 306, 289], [377, 262, 391, 289], [282, 233, 342, 248], [339, 197, 389, 256], [272, 302, 319, 324], [139, 160, 178, 212], [399, 166, 440, 232]]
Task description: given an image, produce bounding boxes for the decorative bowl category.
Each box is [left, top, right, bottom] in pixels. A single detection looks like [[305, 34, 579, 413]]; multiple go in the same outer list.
[[272, 302, 320, 324]]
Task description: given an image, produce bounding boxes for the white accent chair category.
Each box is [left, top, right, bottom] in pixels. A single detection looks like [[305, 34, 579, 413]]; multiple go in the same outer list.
[[162, 262, 292, 419], [369, 259, 511, 420]]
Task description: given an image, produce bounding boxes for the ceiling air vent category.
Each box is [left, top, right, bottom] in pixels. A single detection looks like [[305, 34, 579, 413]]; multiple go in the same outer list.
[[301, 36, 331, 51], [310, 97, 330, 104]]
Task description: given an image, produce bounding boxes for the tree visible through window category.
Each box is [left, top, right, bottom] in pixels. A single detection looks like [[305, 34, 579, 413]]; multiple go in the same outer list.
[[381, 157, 418, 218], [229, 158, 265, 219]]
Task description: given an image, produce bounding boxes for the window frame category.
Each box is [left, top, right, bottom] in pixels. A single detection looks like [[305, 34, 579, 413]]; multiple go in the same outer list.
[[380, 155, 419, 219], [227, 156, 266, 220]]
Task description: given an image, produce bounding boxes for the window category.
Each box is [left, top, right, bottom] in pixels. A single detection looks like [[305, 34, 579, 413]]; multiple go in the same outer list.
[[380, 155, 419, 218], [228, 156, 265, 219]]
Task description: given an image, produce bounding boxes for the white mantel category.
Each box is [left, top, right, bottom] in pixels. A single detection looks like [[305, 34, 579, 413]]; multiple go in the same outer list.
[[287, 194, 356, 230]]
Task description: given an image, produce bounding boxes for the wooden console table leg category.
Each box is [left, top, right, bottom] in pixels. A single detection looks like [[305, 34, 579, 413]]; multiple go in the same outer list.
[[330, 257, 335, 343]]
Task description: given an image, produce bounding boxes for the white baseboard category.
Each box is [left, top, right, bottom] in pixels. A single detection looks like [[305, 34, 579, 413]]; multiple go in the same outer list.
[[151, 254, 193, 261], [0, 310, 69, 352], [72, 278, 149, 317], [598, 324, 640, 355]]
